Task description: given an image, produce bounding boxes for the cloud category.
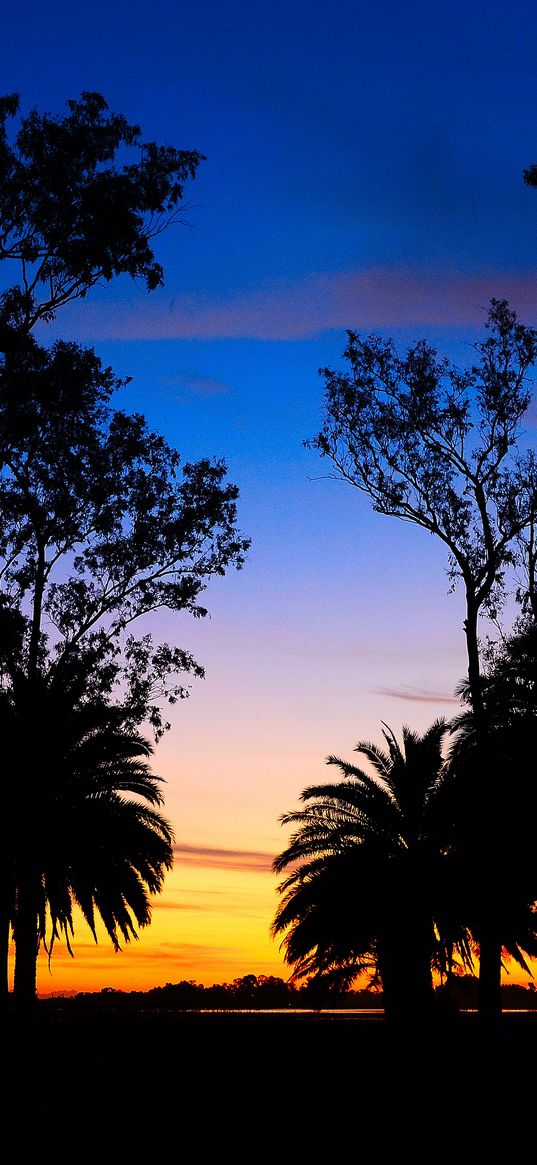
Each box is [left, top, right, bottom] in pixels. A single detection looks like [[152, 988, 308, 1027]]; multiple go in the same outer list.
[[375, 685, 460, 704], [38, 940, 243, 967], [149, 899, 214, 911], [46, 266, 537, 342], [158, 941, 238, 953], [173, 842, 276, 873], [162, 372, 231, 397], [150, 896, 266, 919]]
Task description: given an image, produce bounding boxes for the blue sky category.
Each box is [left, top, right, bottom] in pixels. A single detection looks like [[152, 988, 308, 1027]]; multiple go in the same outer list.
[[4, 0, 537, 988]]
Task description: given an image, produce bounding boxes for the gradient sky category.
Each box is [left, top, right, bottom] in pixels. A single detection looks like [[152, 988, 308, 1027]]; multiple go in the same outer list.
[[4, 0, 537, 992]]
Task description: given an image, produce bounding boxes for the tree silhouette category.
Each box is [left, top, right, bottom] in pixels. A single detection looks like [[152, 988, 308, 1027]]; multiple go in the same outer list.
[[3, 667, 174, 1005], [0, 335, 249, 733], [443, 625, 537, 990], [0, 91, 203, 335], [273, 721, 471, 1018], [0, 336, 248, 1002], [307, 299, 537, 1017], [309, 300, 537, 722], [0, 93, 247, 1004], [0, 94, 246, 735]]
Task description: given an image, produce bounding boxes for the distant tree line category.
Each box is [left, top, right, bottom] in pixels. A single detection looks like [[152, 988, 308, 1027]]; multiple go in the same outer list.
[[38, 973, 537, 1012]]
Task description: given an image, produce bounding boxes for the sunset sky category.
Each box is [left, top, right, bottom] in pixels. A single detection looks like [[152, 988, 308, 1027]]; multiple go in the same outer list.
[[4, 0, 537, 993]]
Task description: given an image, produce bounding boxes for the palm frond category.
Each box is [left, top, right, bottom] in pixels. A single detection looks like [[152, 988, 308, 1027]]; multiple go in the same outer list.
[[273, 719, 473, 1001]]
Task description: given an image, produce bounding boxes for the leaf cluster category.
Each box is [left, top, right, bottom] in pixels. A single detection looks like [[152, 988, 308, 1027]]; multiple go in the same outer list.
[[309, 300, 537, 615], [273, 721, 472, 986], [0, 92, 204, 332], [1, 671, 174, 959], [0, 335, 249, 732]]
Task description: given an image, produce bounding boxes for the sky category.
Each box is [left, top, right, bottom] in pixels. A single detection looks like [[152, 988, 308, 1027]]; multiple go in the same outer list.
[[3, 0, 537, 993]]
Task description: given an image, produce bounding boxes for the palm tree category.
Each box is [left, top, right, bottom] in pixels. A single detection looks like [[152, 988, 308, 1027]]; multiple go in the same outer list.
[[5, 673, 174, 1005], [273, 720, 472, 1018]]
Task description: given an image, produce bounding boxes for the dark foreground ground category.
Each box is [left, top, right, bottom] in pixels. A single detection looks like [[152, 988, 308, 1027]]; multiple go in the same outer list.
[[4, 1010, 535, 1154]]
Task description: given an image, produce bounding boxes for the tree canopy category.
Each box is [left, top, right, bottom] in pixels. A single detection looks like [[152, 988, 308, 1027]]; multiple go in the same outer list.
[[308, 299, 537, 717], [0, 334, 249, 735], [0, 91, 204, 335], [273, 721, 473, 1016], [0, 92, 245, 739]]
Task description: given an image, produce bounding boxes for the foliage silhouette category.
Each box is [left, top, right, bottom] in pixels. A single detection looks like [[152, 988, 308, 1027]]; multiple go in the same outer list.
[[0, 334, 249, 733], [473, 617, 537, 720], [0, 93, 247, 1003], [0, 94, 246, 737], [0, 335, 248, 1002], [273, 721, 471, 1018], [0, 91, 203, 335], [307, 299, 537, 1016], [0, 97, 247, 742], [308, 299, 537, 722], [2, 666, 173, 1004], [443, 621, 537, 992]]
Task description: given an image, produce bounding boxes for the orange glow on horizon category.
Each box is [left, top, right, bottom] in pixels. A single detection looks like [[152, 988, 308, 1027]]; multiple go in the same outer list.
[[6, 851, 534, 998], [23, 853, 287, 996]]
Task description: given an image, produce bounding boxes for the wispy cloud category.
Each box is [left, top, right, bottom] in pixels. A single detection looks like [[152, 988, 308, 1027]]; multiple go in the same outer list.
[[48, 266, 537, 342], [158, 941, 239, 953], [173, 842, 276, 873], [375, 685, 460, 705], [38, 940, 245, 968], [162, 371, 231, 397], [149, 899, 214, 911], [150, 895, 266, 919]]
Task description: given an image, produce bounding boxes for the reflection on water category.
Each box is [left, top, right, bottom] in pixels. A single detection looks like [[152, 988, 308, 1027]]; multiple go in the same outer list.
[[172, 1008, 384, 1015], [160, 1007, 534, 1016]]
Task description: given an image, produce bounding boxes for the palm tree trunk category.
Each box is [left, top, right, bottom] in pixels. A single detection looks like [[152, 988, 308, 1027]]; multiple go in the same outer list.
[[378, 915, 434, 1020], [13, 873, 39, 1008], [478, 925, 502, 1020]]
